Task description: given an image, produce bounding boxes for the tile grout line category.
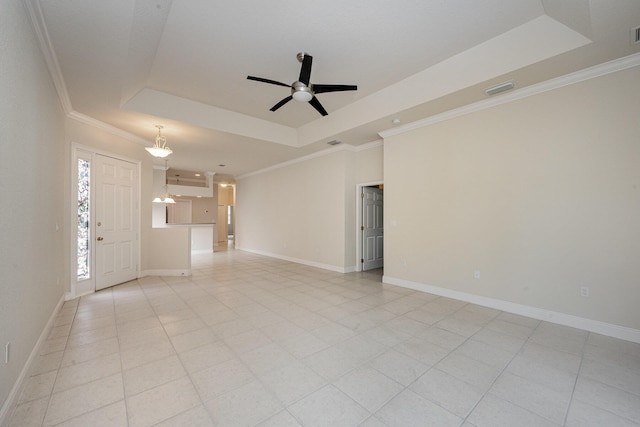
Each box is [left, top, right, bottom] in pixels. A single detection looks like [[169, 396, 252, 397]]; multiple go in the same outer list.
[[10, 251, 638, 426], [562, 331, 589, 426], [39, 300, 79, 427], [459, 314, 541, 426]]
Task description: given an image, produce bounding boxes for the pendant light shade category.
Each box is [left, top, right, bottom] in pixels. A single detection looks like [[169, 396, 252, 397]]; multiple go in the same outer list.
[[146, 125, 173, 158], [153, 159, 176, 204]]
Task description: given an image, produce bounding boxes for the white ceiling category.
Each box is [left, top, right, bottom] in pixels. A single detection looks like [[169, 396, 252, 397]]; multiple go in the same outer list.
[[35, 0, 640, 178]]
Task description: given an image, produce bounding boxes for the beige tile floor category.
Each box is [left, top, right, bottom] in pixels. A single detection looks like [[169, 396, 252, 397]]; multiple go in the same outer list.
[[8, 249, 640, 426]]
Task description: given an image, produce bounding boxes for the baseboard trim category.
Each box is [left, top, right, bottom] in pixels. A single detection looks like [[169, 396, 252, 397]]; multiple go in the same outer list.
[[383, 276, 640, 344], [140, 269, 191, 277], [0, 295, 65, 427], [65, 289, 93, 301], [191, 249, 214, 254], [237, 247, 354, 274]]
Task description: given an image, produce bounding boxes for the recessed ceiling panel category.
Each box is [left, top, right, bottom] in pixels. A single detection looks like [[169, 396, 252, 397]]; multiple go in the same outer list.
[[148, 0, 545, 126]]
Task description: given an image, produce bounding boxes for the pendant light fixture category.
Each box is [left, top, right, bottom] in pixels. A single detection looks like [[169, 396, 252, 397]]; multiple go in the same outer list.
[[145, 125, 173, 158], [153, 160, 176, 204]]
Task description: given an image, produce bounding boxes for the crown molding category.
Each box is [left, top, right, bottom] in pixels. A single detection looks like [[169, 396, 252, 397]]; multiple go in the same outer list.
[[379, 52, 640, 139], [352, 139, 384, 152], [23, 0, 73, 114], [67, 111, 149, 146], [236, 139, 383, 180], [23, 1, 156, 150]]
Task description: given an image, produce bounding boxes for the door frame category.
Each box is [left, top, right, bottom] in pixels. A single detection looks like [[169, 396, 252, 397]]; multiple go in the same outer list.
[[355, 181, 383, 272], [69, 143, 141, 299]]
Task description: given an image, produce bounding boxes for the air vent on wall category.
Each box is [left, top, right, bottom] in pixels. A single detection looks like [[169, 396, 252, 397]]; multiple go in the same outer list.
[[485, 81, 515, 96], [633, 26, 640, 44]]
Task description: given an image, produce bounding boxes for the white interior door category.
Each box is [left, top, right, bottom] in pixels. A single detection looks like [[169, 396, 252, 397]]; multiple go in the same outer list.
[[95, 154, 139, 291], [362, 186, 383, 271]]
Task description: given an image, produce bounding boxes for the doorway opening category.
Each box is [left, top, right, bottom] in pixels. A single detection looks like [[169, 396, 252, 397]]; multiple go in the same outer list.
[[215, 183, 235, 252], [357, 182, 384, 272], [227, 205, 235, 243]]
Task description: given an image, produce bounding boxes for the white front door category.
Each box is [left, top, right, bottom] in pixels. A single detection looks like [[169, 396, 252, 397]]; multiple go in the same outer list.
[[95, 154, 139, 291], [362, 186, 383, 271]]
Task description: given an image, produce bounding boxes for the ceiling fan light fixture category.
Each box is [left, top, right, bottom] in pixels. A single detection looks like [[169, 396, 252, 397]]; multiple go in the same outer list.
[[292, 82, 313, 102], [292, 91, 313, 102], [145, 125, 173, 158], [248, 52, 357, 116]]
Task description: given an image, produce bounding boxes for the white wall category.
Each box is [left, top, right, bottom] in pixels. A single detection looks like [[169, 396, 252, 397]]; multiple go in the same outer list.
[[236, 145, 383, 271], [384, 65, 640, 331], [189, 197, 216, 224], [356, 143, 384, 183], [152, 167, 167, 226], [0, 18, 195, 412], [147, 227, 191, 273], [0, 0, 66, 412], [189, 225, 214, 251]]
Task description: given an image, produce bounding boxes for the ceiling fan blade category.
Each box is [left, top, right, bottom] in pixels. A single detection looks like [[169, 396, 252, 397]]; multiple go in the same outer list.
[[247, 76, 291, 88], [270, 95, 293, 112], [312, 84, 357, 94], [308, 96, 328, 116], [298, 54, 313, 86]]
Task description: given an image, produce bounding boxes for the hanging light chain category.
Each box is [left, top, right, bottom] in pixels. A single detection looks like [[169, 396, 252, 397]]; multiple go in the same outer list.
[[155, 125, 167, 148]]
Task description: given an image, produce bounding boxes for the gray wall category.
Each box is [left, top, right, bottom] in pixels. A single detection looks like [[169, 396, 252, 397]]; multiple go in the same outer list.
[[0, 0, 67, 410], [384, 66, 640, 330]]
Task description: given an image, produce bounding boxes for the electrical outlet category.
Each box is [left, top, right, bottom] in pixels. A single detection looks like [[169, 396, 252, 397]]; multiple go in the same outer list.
[[5, 342, 9, 364], [474, 270, 481, 279], [580, 287, 589, 297]]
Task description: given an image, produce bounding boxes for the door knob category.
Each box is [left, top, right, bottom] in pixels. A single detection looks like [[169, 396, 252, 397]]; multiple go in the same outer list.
[[97, 237, 104, 241]]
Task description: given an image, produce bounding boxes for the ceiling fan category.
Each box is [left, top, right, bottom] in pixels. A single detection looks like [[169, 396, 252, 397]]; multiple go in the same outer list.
[[247, 52, 357, 116]]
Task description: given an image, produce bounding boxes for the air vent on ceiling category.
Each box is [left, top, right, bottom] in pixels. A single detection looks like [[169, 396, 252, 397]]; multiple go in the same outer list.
[[485, 81, 515, 96], [633, 26, 640, 44], [327, 140, 341, 146]]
